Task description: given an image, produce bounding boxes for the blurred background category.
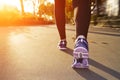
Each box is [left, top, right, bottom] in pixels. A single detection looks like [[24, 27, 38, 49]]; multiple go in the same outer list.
[[0, 0, 120, 28]]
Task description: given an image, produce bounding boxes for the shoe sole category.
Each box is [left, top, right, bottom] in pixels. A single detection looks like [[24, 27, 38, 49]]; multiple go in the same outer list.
[[72, 65, 89, 69], [73, 47, 88, 59], [72, 47, 89, 68], [57, 46, 67, 50]]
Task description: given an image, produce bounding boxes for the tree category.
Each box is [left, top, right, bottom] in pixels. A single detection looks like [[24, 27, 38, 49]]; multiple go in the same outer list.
[[65, 0, 73, 23], [118, 0, 120, 16], [20, 0, 24, 15], [38, 1, 54, 17]]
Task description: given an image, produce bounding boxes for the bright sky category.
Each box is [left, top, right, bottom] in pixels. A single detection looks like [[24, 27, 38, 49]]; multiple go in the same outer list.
[[0, 0, 20, 6], [0, 0, 54, 13], [47, 0, 54, 3], [0, 0, 21, 11]]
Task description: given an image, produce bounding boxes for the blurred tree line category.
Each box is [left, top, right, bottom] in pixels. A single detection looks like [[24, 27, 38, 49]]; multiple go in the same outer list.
[[0, 0, 120, 26]]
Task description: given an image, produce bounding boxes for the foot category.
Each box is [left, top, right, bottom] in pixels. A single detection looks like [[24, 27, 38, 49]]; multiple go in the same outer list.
[[58, 40, 67, 50], [72, 35, 89, 68], [72, 58, 89, 68]]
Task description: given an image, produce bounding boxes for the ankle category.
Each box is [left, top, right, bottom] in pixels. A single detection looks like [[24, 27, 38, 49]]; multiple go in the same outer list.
[[77, 35, 85, 39], [61, 39, 66, 41]]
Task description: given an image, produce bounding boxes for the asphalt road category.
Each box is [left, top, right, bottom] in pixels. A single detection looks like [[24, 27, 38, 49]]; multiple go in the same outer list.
[[0, 24, 120, 80]]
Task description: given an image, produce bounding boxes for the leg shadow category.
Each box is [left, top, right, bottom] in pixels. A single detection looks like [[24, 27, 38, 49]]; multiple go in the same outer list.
[[89, 59, 120, 79], [62, 47, 120, 80], [74, 68, 107, 80], [61, 47, 73, 56]]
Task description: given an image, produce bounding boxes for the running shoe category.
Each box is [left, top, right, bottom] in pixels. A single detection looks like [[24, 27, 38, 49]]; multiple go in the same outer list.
[[58, 40, 67, 50], [72, 35, 89, 68]]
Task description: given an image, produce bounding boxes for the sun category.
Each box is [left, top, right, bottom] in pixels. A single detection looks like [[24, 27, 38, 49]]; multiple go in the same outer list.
[[0, 0, 34, 13], [0, 0, 54, 13], [0, 0, 21, 11]]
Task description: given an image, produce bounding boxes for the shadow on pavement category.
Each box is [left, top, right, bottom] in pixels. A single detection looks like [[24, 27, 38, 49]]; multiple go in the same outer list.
[[74, 69, 107, 80], [62, 47, 120, 80], [47, 26, 120, 37], [89, 31, 120, 37], [66, 29, 120, 37]]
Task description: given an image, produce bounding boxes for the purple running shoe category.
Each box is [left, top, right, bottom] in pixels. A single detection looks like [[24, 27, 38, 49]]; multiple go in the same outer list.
[[58, 40, 67, 50], [72, 35, 89, 68]]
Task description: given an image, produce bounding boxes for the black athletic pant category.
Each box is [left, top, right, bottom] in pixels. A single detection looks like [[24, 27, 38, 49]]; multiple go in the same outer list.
[[55, 0, 91, 39]]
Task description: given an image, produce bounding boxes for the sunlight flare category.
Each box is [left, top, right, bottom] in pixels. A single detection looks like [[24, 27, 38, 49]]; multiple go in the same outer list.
[[0, 0, 21, 11], [9, 32, 27, 45]]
